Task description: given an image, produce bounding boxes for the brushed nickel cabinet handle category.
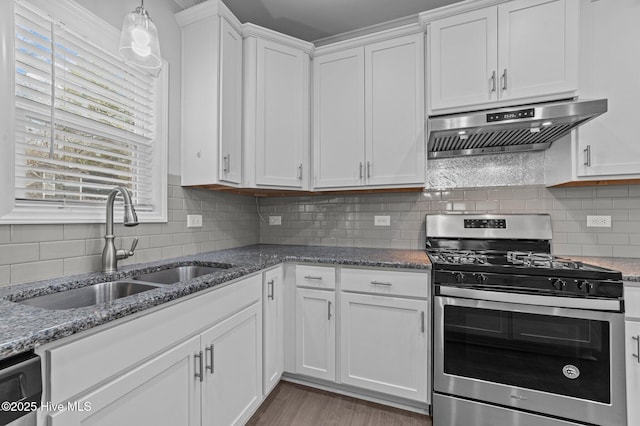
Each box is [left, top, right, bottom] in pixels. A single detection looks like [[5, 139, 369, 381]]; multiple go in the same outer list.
[[583, 145, 591, 167], [328, 301, 332, 320], [370, 280, 392, 286], [298, 164, 303, 181], [268, 279, 274, 300], [194, 351, 204, 382], [359, 162, 363, 179], [420, 311, 425, 333], [501, 69, 508, 90], [304, 275, 323, 280], [223, 154, 230, 173], [490, 70, 496, 92], [206, 344, 214, 374], [367, 161, 371, 179], [633, 335, 640, 364]]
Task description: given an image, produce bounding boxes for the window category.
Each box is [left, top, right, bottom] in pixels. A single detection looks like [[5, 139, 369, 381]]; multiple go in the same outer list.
[[0, 0, 168, 223]]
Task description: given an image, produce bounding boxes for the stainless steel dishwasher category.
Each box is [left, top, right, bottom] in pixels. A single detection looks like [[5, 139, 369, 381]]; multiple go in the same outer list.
[[0, 352, 41, 426]]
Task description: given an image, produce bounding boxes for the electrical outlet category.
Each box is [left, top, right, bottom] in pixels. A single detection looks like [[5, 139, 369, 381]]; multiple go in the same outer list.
[[374, 215, 391, 226], [187, 214, 203, 228], [586, 215, 611, 228], [269, 216, 282, 226]]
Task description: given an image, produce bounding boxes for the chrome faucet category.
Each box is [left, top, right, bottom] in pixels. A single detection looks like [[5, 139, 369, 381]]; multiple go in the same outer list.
[[102, 186, 139, 273]]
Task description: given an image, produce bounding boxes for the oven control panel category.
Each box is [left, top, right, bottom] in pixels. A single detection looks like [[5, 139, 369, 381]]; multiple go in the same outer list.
[[463, 219, 506, 229]]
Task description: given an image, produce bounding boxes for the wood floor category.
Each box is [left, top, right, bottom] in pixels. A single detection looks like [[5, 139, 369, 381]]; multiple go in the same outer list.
[[247, 381, 432, 426]]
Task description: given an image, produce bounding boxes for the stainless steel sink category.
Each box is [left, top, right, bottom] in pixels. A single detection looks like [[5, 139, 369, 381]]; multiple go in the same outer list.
[[18, 281, 162, 310], [132, 264, 231, 285]]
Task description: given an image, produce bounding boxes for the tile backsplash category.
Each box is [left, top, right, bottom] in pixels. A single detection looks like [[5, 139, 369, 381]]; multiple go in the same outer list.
[[0, 175, 259, 286], [258, 184, 640, 258]]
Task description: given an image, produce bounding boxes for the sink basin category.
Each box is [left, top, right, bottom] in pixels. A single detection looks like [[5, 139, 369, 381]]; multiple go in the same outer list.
[[18, 281, 162, 310], [132, 264, 231, 285]]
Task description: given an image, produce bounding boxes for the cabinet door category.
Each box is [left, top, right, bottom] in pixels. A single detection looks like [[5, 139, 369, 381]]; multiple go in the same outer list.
[[313, 48, 365, 188], [219, 17, 243, 184], [340, 292, 429, 402], [263, 267, 284, 395], [48, 336, 201, 426], [429, 7, 498, 111], [255, 39, 307, 187], [201, 302, 262, 426], [497, 0, 578, 101], [626, 321, 640, 426], [365, 33, 425, 186], [575, 0, 640, 178], [295, 288, 336, 381]]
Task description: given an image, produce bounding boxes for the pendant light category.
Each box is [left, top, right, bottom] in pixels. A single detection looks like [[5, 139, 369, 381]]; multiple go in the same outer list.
[[119, 0, 162, 70]]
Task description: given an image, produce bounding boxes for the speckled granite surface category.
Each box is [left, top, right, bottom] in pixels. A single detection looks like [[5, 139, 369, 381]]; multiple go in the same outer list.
[[0, 244, 430, 360], [565, 256, 640, 282]]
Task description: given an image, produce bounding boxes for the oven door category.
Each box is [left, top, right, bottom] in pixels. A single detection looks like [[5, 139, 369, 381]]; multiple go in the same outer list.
[[434, 290, 626, 426]]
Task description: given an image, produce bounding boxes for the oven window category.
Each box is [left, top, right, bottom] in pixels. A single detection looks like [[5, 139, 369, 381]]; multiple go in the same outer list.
[[443, 306, 610, 403]]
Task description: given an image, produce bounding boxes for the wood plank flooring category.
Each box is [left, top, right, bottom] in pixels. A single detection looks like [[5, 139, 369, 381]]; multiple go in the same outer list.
[[247, 381, 432, 426]]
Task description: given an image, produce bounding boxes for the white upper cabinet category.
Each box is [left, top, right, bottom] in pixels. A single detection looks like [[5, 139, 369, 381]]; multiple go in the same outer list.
[[544, 0, 640, 185], [313, 48, 366, 188], [425, 0, 578, 113], [313, 31, 425, 190], [243, 25, 313, 189], [176, 1, 243, 186]]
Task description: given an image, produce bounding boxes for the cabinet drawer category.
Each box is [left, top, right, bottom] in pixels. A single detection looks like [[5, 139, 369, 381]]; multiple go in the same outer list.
[[341, 268, 429, 298], [625, 283, 640, 319], [295, 265, 336, 289]]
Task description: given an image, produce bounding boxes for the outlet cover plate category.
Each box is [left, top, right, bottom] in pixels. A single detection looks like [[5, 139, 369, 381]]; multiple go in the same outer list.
[[269, 216, 282, 226], [187, 214, 203, 228], [586, 215, 611, 228], [374, 215, 391, 226]]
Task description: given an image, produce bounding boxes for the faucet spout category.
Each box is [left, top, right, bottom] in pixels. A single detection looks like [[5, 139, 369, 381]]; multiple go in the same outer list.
[[102, 186, 139, 273]]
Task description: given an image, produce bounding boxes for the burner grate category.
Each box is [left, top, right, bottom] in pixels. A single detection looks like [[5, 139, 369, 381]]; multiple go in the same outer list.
[[506, 251, 584, 269]]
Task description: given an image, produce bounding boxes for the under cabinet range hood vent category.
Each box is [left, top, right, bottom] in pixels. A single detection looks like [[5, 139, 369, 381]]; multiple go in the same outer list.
[[427, 99, 607, 159]]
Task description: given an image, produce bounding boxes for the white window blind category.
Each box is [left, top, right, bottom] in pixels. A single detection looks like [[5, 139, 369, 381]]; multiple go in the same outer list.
[[13, 1, 157, 210]]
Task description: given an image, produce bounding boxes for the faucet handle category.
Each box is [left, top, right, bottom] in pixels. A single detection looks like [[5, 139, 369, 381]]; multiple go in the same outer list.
[[129, 238, 139, 255]]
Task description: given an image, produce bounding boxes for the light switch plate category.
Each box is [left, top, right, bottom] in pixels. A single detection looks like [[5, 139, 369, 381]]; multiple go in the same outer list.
[[374, 215, 391, 226], [269, 216, 282, 226], [187, 214, 203, 228]]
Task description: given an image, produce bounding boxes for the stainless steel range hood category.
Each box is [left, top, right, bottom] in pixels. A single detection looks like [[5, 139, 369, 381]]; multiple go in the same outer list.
[[427, 99, 607, 159]]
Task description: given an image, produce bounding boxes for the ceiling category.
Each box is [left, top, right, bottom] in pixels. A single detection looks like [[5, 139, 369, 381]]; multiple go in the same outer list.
[[220, 0, 465, 42]]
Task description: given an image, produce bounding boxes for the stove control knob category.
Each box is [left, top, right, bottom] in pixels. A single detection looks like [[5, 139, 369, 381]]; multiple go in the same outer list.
[[578, 280, 594, 294], [474, 273, 487, 284], [552, 279, 567, 291], [453, 272, 465, 283]]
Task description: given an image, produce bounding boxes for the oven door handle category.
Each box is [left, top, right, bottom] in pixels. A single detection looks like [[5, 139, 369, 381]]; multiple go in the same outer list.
[[438, 286, 622, 312]]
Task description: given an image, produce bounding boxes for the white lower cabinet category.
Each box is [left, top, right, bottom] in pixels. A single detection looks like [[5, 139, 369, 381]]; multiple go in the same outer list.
[[340, 292, 429, 402], [201, 302, 262, 426], [263, 266, 284, 395], [295, 287, 336, 381], [40, 274, 263, 426], [625, 320, 640, 426], [48, 335, 202, 426]]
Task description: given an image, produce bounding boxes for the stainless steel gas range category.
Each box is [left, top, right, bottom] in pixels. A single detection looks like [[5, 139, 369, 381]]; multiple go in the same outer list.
[[426, 214, 626, 426]]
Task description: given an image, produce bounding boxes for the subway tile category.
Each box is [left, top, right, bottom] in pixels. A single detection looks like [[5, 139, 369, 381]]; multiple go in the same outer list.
[[463, 190, 488, 201], [565, 188, 596, 199], [487, 189, 514, 200], [552, 244, 582, 256], [630, 186, 640, 197], [40, 240, 85, 260], [582, 245, 613, 257], [511, 188, 539, 200], [63, 255, 102, 276], [452, 201, 476, 211], [526, 199, 554, 210], [0, 244, 39, 266], [64, 224, 104, 240], [0, 266, 10, 286], [168, 197, 183, 210], [597, 233, 629, 245], [612, 198, 640, 209], [567, 233, 597, 245], [85, 238, 104, 256], [613, 245, 640, 258], [596, 186, 629, 198], [500, 199, 526, 210], [12, 224, 63, 243], [552, 199, 583, 210], [0, 226, 9, 244], [11, 260, 64, 284], [161, 245, 183, 260]]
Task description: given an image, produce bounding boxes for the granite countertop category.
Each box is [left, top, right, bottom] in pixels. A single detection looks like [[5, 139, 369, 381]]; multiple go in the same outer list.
[[0, 244, 431, 361], [565, 256, 640, 283]]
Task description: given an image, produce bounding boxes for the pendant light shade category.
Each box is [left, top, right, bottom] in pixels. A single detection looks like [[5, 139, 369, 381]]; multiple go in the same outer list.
[[119, 0, 162, 70]]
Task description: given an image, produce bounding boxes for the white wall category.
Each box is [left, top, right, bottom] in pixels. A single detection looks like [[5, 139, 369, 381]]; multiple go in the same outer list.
[[81, 0, 183, 175]]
